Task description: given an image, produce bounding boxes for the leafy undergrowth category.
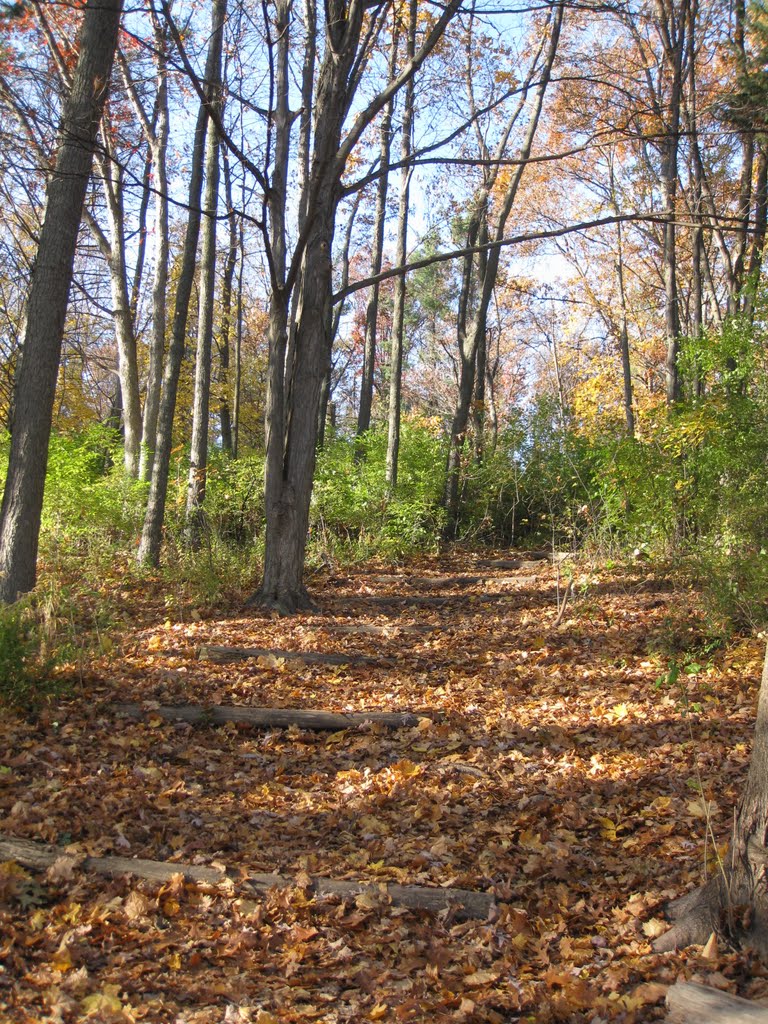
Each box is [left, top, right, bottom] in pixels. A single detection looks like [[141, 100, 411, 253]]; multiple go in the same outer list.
[[1, 550, 767, 1023]]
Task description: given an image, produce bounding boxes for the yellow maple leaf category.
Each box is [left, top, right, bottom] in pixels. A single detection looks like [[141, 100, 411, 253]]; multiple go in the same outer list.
[[81, 986, 122, 1014]]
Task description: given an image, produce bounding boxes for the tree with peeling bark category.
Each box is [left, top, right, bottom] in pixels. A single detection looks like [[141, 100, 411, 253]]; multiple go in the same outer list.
[[0, 0, 124, 604]]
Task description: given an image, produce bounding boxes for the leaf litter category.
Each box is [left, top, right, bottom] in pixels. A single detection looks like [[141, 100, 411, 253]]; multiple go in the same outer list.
[[0, 551, 766, 1022]]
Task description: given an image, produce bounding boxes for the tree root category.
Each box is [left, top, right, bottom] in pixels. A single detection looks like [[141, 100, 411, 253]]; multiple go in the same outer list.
[[244, 586, 319, 616], [653, 879, 720, 952]]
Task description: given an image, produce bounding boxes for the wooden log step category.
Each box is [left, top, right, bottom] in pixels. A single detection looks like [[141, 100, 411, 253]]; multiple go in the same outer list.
[[666, 980, 768, 1023], [199, 645, 389, 667], [112, 703, 425, 731], [318, 623, 437, 637], [355, 592, 521, 608], [0, 834, 495, 920]]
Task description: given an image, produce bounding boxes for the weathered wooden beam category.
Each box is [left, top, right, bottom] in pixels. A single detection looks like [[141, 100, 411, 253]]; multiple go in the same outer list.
[[198, 645, 388, 667], [666, 980, 768, 1023], [112, 703, 424, 731], [0, 834, 496, 920]]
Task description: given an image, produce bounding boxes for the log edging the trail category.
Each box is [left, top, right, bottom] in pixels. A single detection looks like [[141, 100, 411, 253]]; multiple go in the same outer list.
[[666, 980, 768, 1022], [318, 623, 437, 637], [198, 645, 389, 667], [112, 702, 425, 731], [0, 834, 495, 920]]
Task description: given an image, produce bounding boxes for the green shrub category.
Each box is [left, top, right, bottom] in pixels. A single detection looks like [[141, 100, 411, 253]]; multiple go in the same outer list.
[[0, 598, 60, 708], [311, 420, 447, 559]]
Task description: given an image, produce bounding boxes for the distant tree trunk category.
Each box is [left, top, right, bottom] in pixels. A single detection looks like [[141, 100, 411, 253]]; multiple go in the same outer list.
[[357, 27, 398, 440], [218, 143, 236, 456], [615, 221, 635, 437], [186, 9, 225, 547], [471, 220, 489, 463], [136, 0, 224, 567], [139, 27, 170, 483], [729, 0, 753, 317], [99, 142, 142, 477], [84, 160, 142, 477], [655, 642, 768, 956], [444, 1, 563, 534], [659, 0, 687, 404], [744, 144, 768, 321], [233, 219, 244, 459], [0, 0, 124, 604], [385, 0, 416, 491]]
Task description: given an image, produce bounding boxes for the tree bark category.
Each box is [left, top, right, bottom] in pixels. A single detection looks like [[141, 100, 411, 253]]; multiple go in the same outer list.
[[385, 0, 416, 492], [357, 27, 398, 440], [0, 832, 494, 919], [218, 142, 237, 456], [253, 0, 461, 612], [0, 0, 124, 604], [136, 0, 223, 567], [658, 0, 688, 404], [186, 4, 225, 548], [113, 702, 416, 728], [139, 23, 170, 483], [655, 642, 768, 955], [666, 980, 768, 1023], [444, 3, 563, 534]]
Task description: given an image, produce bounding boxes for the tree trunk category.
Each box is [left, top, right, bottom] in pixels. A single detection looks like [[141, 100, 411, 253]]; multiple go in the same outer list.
[[444, 2, 563, 534], [615, 219, 635, 436], [357, 27, 398, 440], [92, 140, 142, 477], [385, 0, 416, 492], [186, 6, 225, 548], [139, 27, 170, 482], [659, 0, 687, 405], [252, 0, 461, 612], [0, 0, 123, 605], [655, 642, 768, 955], [136, 0, 223, 567], [744, 144, 768, 321], [218, 142, 237, 456]]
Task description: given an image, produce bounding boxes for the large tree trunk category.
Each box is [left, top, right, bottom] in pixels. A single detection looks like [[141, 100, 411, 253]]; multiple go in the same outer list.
[[655, 642, 768, 955], [252, 0, 461, 613], [252, 0, 363, 613], [0, 0, 123, 605]]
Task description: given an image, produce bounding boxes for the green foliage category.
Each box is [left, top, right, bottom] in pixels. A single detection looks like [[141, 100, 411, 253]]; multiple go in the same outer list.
[[0, 596, 60, 708], [311, 421, 447, 560], [38, 425, 147, 552]]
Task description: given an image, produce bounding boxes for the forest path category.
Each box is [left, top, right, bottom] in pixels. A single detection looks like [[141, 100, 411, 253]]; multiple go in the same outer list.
[[1, 550, 765, 1022]]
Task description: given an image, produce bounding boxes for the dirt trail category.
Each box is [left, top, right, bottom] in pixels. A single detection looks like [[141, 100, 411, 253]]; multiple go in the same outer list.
[[0, 551, 765, 1022]]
